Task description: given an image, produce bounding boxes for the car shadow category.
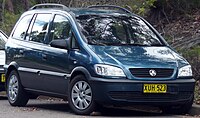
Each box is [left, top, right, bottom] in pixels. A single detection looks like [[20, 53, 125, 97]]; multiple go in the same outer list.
[[26, 101, 71, 113], [96, 107, 165, 117], [25, 99, 174, 117], [0, 95, 7, 100]]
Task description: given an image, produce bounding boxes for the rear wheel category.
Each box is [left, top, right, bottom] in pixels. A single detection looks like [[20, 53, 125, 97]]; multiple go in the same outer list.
[[68, 75, 96, 115], [7, 70, 29, 106]]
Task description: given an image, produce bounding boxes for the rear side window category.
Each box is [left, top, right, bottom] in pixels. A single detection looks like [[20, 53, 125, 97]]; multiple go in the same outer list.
[[29, 14, 51, 43], [12, 15, 32, 40]]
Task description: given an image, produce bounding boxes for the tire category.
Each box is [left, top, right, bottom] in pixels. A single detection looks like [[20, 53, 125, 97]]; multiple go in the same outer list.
[[68, 75, 96, 115], [6, 70, 29, 106], [162, 96, 193, 115]]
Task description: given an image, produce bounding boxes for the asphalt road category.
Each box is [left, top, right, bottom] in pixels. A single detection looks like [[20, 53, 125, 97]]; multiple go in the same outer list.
[[0, 94, 199, 118]]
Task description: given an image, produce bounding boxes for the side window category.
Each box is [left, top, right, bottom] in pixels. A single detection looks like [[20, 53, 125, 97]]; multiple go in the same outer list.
[[29, 14, 51, 43], [71, 34, 79, 49], [50, 15, 71, 42], [12, 15, 32, 40]]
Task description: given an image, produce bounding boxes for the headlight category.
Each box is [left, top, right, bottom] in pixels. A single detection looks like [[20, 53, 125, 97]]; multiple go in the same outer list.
[[178, 65, 192, 77], [94, 64, 126, 77]]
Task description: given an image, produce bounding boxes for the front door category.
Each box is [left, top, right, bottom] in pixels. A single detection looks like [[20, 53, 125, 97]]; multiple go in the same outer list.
[[41, 14, 72, 94]]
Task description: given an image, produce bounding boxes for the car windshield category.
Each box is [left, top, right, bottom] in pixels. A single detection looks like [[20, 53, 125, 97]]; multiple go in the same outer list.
[[76, 15, 163, 46], [0, 32, 6, 50]]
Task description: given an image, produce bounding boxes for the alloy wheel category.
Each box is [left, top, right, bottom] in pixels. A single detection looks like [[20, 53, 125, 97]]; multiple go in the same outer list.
[[71, 81, 92, 110], [8, 75, 19, 101]]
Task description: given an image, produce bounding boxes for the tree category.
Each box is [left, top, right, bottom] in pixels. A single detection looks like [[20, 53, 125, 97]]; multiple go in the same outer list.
[[0, 0, 6, 24], [6, 0, 14, 13], [23, 0, 29, 10]]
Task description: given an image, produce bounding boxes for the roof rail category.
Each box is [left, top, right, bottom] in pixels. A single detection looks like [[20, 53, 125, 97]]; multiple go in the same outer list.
[[87, 5, 132, 14], [30, 3, 70, 11]]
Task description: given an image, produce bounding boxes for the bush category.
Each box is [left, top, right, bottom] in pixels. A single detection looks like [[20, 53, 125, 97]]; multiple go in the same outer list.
[[177, 46, 200, 104], [179, 46, 200, 81]]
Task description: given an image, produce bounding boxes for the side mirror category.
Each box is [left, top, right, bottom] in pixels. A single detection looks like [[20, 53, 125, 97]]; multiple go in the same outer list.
[[50, 38, 71, 50]]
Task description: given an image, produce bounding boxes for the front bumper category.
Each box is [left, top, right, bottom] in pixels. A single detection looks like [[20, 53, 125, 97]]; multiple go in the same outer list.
[[89, 77, 195, 107]]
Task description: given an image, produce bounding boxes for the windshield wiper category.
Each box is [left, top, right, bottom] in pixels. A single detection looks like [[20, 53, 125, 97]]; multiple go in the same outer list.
[[88, 41, 108, 46], [151, 44, 165, 46], [88, 42, 165, 47], [111, 43, 151, 46]]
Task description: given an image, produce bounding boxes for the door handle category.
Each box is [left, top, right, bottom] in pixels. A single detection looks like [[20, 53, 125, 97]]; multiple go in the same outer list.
[[19, 50, 24, 55], [42, 54, 47, 60], [36, 71, 40, 75]]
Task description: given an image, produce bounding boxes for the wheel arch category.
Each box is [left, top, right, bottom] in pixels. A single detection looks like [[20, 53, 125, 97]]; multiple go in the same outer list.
[[69, 66, 91, 82], [5, 62, 19, 89]]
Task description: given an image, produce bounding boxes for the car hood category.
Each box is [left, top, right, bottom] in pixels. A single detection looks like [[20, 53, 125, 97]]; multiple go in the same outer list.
[[88, 45, 182, 69]]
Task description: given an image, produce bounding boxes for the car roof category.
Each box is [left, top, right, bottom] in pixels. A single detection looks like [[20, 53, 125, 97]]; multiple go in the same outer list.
[[28, 4, 135, 17], [0, 30, 8, 42], [0, 30, 8, 38]]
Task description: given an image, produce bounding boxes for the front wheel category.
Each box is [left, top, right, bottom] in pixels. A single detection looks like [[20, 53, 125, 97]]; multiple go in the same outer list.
[[68, 75, 96, 115], [7, 70, 29, 106]]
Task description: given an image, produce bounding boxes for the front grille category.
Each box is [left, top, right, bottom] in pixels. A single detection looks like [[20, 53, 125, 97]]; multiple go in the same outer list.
[[129, 68, 174, 78], [109, 91, 192, 102]]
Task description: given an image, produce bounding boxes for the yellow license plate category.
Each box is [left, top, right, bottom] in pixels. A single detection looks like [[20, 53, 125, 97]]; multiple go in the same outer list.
[[143, 84, 167, 93], [1, 74, 5, 83]]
